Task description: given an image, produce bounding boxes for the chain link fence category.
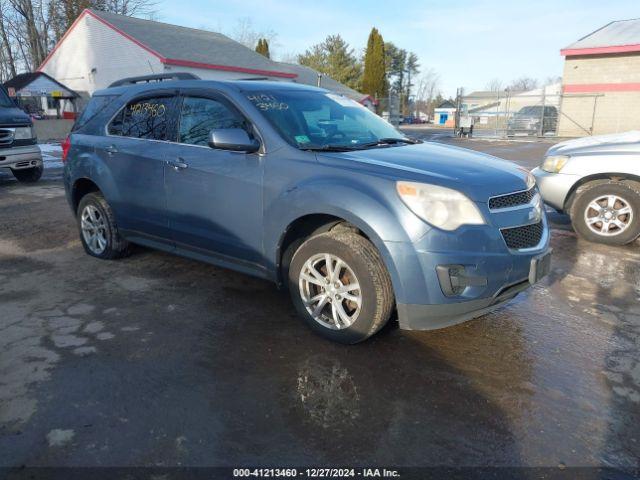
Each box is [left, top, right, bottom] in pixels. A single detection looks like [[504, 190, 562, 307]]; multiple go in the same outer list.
[[454, 85, 603, 139]]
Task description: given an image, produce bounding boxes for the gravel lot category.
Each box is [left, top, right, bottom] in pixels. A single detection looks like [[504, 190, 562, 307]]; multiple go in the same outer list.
[[1, 136, 639, 472]]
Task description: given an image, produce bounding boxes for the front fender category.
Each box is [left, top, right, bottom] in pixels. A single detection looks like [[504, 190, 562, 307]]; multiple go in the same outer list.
[[264, 176, 428, 305]]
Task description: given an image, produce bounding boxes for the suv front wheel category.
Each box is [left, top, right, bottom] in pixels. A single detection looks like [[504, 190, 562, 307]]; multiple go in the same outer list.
[[288, 230, 394, 344], [571, 180, 640, 245]]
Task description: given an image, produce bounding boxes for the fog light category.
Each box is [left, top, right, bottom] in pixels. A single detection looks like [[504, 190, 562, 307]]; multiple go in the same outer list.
[[436, 265, 487, 297]]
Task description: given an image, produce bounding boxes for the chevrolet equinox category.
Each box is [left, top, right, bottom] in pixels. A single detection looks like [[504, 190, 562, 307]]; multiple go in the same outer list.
[[63, 74, 551, 343]]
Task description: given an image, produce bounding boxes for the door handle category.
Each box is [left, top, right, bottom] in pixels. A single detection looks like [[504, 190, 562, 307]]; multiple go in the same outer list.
[[105, 145, 118, 155], [167, 158, 189, 171]]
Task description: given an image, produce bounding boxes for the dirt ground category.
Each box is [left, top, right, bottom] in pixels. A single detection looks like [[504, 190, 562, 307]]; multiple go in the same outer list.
[[1, 136, 639, 473]]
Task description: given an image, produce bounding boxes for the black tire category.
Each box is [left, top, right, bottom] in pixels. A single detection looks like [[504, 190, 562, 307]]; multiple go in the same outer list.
[[288, 230, 394, 344], [12, 165, 43, 183], [570, 180, 640, 246], [77, 192, 132, 259]]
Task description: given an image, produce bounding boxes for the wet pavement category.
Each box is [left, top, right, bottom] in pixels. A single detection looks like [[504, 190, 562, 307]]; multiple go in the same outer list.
[[0, 138, 639, 471]]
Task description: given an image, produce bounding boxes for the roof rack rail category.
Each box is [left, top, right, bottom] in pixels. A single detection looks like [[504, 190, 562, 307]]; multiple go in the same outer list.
[[108, 73, 200, 88]]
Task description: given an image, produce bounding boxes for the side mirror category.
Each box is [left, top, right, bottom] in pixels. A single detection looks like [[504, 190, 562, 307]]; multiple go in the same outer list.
[[208, 128, 260, 153]]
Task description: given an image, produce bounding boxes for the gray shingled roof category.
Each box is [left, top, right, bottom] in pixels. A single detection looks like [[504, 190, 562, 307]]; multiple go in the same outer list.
[[90, 9, 291, 74], [564, 18, 640, 49], [277, 62, 368, 102]]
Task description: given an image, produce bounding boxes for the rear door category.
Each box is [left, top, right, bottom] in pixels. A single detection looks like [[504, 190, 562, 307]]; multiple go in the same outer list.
[[96, 92, 178, 242], [163, 91, 264, 268]]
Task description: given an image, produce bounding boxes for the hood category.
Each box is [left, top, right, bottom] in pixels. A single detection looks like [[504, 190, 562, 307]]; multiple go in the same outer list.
[[0, 106, 31, 126], [317, 142, 530, 202], [547, 130, 640, 156]]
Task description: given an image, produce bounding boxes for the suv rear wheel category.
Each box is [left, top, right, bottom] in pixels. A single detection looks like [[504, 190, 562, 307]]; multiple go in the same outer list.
[[77, 192, 132, 259], [288, 230, 394, 344], [12, 165, 43, 183], [571, 180, 640, 245]]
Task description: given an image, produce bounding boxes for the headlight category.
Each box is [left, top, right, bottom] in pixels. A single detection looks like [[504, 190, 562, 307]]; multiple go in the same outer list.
[[13, 126, 35, 140], [541, 155, 568, 173], [396, 181, 485, 230]]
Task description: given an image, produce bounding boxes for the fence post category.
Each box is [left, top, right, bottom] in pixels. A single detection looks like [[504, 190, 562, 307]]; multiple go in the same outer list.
[[590, 96, 600, 135], [494, 90, 500, 138], [538, 88, 546, 137]]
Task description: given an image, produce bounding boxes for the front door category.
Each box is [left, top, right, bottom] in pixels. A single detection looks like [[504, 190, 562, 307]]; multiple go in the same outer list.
[[97, 93, 177, 241], [164, 93, 264, 267]]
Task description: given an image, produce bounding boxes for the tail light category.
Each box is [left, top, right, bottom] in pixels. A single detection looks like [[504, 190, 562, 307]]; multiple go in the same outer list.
[[61, 136, 71, 163]]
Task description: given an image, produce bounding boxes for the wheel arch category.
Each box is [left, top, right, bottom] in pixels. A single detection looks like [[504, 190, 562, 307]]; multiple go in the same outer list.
[[274, 211, 404, 306], [71, 177, 103, 214], [563, 173, 640, 212]]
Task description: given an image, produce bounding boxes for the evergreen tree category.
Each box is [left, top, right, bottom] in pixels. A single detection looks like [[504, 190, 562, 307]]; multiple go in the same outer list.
[[362, 27, 386, 102], [298, 35, 362, 91], [255, 38, 270, 58]]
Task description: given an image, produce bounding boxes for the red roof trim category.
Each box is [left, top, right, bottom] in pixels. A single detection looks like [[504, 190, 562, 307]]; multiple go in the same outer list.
[[39, 9, 297, 80], [563, 82, 640, 93], [561, 43, 640, 56], [161, 58, 297, 79]]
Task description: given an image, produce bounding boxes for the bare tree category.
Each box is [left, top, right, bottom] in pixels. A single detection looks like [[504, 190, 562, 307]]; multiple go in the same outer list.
[[485, 78, 503, 92], [542, 75, 562, 86], [10, 0, 49, 68], [228, 16, 277, 51], [414, 68, 440, 119], [100, 0, 158, 17], [508, 76, 538, 92], [0, 1, 17, 79]]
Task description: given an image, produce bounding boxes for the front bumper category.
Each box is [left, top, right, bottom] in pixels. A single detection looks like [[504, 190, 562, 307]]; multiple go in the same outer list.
[[398, 278, 532, 330], [385, 198, 551, 331], [531, 167, 581, 212], [0, 145, 43, 170]]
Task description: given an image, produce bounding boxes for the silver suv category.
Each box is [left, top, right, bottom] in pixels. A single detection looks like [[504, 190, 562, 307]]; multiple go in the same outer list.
[[532, 131, 640, 245]]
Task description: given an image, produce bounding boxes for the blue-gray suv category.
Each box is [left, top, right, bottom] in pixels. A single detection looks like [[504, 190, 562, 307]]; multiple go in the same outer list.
[[63, 74, 551, 343]]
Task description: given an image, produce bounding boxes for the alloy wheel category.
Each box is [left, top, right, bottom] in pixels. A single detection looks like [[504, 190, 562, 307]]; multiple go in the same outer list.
[[298, 253, 362, 330], [584, 194, 633, 237], [81, 204, 108, 254]]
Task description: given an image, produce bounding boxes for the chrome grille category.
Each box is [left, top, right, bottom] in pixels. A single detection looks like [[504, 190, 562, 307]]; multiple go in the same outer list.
[[489, 187, 536, 210], [0, 128, 14, 146], [501, 221, 543, 249]]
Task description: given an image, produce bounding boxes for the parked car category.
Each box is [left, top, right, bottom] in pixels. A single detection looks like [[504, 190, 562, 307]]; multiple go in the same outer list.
[[532, 131, 640, 245], [507, 106, 558, 137], [0, 85, 43, 182], [63, 74, 551, 343]]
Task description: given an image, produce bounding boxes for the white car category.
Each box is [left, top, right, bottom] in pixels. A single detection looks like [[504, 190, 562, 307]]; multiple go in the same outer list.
[[532, 131, 640, 245]]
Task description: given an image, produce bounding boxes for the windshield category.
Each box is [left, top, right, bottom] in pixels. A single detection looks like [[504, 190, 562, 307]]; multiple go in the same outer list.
[[0, 87, 15, 108], [245, 90, 406, 150], [517, 106, 543, 116]]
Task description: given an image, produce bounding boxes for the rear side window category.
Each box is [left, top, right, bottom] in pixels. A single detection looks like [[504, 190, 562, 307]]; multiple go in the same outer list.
[[73, 95, 117, 131], [109, 96, 175, 141], [178, 96, 247, 146]]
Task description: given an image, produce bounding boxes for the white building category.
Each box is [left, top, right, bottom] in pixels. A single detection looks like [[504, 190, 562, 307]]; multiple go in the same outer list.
[[39, 9, 373, 107], [4, 72, 79, 118]]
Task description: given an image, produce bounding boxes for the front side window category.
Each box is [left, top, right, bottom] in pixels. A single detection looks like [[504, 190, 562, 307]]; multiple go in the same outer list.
[[178, 96, 247, 146], [245, 90, 403, 150], [109, 96, 174, 140]]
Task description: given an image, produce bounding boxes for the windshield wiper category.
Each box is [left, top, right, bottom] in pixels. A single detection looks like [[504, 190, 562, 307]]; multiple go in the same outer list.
[[299, 137, 423, 152], [299, 144, 363, 152], [356, 137, 423, 149]]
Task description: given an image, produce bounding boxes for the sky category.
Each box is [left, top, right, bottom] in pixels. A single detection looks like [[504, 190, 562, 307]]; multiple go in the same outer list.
[[155, 0, 639, 97]]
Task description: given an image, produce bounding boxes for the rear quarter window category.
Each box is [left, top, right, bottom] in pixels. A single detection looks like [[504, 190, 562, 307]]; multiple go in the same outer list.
[[108, 96, 175, 141], [73, 95, 118, 131]]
